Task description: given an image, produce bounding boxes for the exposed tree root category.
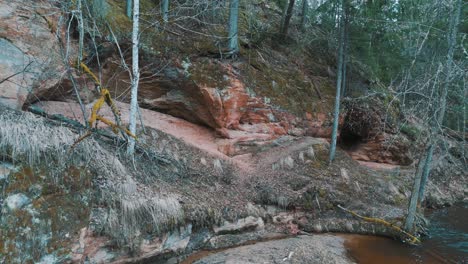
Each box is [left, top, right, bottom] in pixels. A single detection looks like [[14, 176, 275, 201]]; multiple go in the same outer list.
[[337, 205, 421, 245]]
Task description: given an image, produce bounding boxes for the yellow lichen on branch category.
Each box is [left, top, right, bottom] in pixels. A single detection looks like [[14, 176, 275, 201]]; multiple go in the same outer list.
[[89, 95, 106, 127], [70, 61, 136, 149], [103, 90, 122, 121], [35, 11, 57, 34], [337, 205, 421, 245], [96, 116, 136, 138], [77, 62, 101, 86]]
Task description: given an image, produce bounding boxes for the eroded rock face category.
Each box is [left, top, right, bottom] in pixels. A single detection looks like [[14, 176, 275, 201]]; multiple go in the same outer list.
[[0, 0, 65, 109], [339, 99, 412, 165], [102, 57, 298, 138]]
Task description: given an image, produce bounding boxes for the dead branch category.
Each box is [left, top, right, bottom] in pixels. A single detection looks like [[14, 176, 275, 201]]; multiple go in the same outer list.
[[337, 204, 421, 245], [0, 61, 33, 85], [27, 105, 172, 166]]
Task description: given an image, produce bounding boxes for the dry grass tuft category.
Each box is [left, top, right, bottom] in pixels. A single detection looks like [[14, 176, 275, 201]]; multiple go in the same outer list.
[[0, 110, 85, 165], [0, 107, 184, 250]]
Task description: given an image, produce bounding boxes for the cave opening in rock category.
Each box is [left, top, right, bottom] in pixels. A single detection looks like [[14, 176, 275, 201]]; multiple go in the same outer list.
[[339, 125, 365, 152]]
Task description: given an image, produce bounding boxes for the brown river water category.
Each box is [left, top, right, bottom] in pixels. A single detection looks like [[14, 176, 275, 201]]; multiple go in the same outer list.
[[345, 204, 468, 264]]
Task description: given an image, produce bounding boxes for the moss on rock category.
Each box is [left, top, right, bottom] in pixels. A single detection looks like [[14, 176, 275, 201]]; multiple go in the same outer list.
[[0, 166, 92, 263]]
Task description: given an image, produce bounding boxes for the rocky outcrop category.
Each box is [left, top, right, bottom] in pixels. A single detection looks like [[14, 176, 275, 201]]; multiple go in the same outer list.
[[0, 0, 65, 110], [339, 99, 412, 166], [100, 57, 300, 138]]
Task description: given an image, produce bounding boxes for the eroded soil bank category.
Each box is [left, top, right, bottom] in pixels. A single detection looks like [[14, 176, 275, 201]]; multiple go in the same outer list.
[[185, 204, 468, 264]]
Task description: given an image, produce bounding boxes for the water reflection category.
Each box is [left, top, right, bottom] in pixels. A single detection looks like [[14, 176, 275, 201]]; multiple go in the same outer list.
[[344, 204, 468, 264]]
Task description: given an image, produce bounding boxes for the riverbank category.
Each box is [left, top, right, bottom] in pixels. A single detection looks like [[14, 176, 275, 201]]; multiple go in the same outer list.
[[0, 105, 466, 263], [186, 204, 468, 264], [190, 235, 354, 264]]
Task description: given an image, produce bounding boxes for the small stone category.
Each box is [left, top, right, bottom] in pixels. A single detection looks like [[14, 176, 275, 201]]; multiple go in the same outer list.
[[0, 162, 14, 180], [340, 168, 350, 183], [37, 255, 57, 264], [299, 152, 305, 163], [388, 183, 400, 195], [213, 159, 223, 173], [313, 224, 323, 232], [306, 147, 315, 159], [213, 216, 264, 235], [289, 127, 305, 136], [163, 224, 193, 251], [284, 156, 294, 169], [5, 193, 30, 210]]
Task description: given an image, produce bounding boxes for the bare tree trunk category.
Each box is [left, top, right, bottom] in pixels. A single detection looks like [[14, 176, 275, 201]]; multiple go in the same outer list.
[[405, 0, 462, 231], [56, 15, 87, 126], [418, 0, 462, 204], [77, 0, 84, 67], [126, 0, 132, 19], [227, 0, 240, 55], [300, 0, 308, 31], [127, 0, 140, 156], [280, 0, 288, 33], [280, 0, 296, 40], [341, 6, 349, 97], [463, 78, 467, 162], [161, 0, 169, 23], [418, 144, 434, 203], [328, 0, 345, 164], [404, 146, 429, 230]]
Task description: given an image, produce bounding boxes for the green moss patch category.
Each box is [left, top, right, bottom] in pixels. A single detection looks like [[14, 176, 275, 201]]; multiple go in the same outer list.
[[0, 166, 92, 263]]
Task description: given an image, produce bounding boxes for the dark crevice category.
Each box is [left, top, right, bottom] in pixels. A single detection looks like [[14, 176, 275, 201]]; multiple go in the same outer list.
[[339, 126, 364, 152]]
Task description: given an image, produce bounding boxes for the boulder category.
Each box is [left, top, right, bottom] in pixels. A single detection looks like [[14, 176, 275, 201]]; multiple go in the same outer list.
[[0, 0, 65, 109], [213, 216, 264, 235]]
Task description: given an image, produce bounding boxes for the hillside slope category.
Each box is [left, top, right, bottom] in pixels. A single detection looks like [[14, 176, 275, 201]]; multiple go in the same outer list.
[[0, 0, 466, 263]]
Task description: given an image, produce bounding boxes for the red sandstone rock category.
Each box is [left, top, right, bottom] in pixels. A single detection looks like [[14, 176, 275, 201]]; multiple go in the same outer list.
[[0, 0, 65, 109]]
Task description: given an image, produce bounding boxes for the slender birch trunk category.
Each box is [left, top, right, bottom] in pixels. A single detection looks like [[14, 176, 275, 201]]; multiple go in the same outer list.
[[328, 0, 345, 164], [126, 0, 132, 19], [300, 0, 308, 31], [77, 0, 84, 67], [227, 0, 240, 55], [161, 0, 169, 23], [405, 0, 462, 231], [127, 0, 139, 156], [341, 11, 348, 97]]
